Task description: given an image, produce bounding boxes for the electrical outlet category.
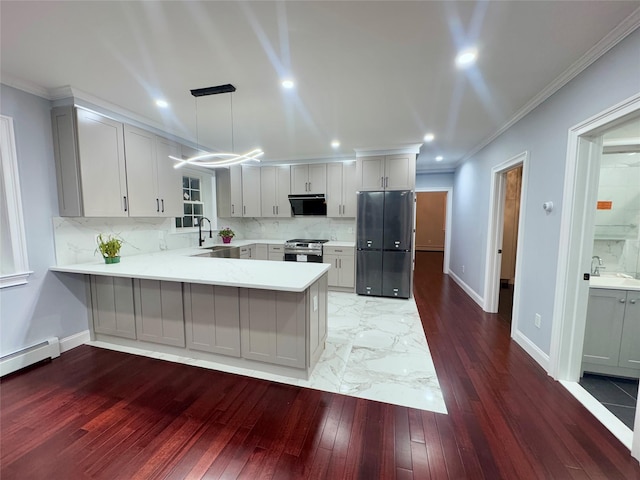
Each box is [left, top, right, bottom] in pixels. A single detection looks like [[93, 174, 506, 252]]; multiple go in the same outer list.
[[462, 265, 465, 273], [535, 313, 541, 328], [348, 227, 353, 234]]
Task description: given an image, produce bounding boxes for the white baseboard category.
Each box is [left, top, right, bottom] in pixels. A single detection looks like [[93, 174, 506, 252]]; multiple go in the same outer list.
[[60, 330, 90, 353], [447, 270, 484, 308], [512, 329, 550, 372], [0, 337, 60, 377]]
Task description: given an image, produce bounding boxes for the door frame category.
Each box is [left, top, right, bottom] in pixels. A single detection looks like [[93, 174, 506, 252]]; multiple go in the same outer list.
[[548, 92, 640, 457], [483, 151, 528, 345], [415, 187, 453, 274]]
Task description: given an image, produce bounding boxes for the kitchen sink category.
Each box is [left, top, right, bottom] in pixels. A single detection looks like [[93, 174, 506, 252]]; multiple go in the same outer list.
[[192, 245, 240, 259]]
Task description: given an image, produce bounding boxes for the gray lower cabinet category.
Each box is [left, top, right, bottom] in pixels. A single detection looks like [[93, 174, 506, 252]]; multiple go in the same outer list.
[[90, 276, 136, 339], [240, 289, 307, 368], [583, 288, 640, 377], [134, 279, 185, 347], [184, 284, 241, 357], [324, 246, 355, 290]]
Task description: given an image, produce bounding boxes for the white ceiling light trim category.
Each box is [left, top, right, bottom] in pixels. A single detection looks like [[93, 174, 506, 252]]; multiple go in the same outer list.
[[155, 99, 169, 108], [423, 133, 435, 142], [281, 79, 295, 89]]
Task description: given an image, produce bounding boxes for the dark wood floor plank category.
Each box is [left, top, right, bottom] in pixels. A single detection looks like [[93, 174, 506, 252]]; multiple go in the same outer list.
[[2, 251, 639, 479]]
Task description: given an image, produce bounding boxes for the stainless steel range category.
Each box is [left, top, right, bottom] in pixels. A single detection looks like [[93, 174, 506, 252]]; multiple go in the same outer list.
[[284, 238, 329, 263]]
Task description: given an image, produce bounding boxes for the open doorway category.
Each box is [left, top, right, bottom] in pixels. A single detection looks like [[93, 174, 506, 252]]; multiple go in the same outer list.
[[550, 93, 640, 456], [414, 188, 452, 275], [483, 151, 528, 339]]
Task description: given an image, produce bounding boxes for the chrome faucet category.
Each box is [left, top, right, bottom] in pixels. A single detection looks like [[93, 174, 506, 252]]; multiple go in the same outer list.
[[197, 217, 212, 247], [591, 256, 604, 276]]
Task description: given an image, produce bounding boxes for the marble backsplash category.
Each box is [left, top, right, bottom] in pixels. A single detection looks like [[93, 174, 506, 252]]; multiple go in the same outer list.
[[220, 217, 356, 242], [592, 239, 640, 277], [53, 216, 356, 265]]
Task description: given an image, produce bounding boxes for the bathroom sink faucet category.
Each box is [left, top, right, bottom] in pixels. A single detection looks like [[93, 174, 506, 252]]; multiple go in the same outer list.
[[591, 256, 605, 276], [197, 217, 212, 247]]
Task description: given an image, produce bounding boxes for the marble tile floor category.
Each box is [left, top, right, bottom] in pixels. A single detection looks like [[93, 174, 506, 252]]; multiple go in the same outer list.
[[88, 292, 447, 414]]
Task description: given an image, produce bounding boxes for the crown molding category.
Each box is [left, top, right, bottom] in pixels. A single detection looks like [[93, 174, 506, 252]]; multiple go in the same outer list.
[[354, 143, 422, 156], [0, 74, 51, 99], [458, 7, 640, 166]]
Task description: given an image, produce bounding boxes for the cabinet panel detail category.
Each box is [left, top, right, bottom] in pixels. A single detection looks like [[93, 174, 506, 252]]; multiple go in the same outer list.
[[90, 276, 136, 339], [134, 279, 185, 347]]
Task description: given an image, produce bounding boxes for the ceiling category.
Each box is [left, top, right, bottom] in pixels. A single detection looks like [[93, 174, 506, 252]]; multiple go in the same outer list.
[[1, 1, 638, 172]]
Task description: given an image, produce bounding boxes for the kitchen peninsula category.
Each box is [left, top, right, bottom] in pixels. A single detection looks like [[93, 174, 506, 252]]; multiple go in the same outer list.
[[51, 247, 330, 379]]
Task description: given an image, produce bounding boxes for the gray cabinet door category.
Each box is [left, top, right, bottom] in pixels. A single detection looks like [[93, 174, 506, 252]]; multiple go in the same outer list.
[[619, 291, 640, 369], [583, 288, 626, 367], [90, 276, 136, 339], [240, 289, 306, 368], [184, 284, 240, 357], [134, 279, 185, 347], [356, 250, 382, 296]]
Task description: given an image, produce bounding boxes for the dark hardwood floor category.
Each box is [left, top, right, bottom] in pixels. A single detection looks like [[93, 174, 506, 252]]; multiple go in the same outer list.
[[1, 251, 639, 479]]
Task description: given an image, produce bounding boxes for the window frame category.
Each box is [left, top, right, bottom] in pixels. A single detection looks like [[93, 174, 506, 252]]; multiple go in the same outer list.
[[0, 115, 32, 288], [173, 168, 217, 233]]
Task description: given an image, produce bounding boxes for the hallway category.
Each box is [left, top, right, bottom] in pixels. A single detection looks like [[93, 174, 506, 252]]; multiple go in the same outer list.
[[1, 252, 639, 478]]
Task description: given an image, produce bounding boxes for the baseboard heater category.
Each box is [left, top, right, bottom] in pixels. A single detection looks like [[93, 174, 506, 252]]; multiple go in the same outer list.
[[0, 337, 60, 377]]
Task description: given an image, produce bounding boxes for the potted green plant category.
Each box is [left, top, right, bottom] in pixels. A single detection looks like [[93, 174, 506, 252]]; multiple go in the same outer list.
[[218, 227, 235, 244], [96, 234, 123, 264]]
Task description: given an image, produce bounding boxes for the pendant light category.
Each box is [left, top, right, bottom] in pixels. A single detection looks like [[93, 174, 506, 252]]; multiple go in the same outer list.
[[170, 84, 263, 168]]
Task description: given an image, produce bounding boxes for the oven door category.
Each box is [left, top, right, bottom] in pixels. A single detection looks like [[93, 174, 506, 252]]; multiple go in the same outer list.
[[284, 251, 323, 263]]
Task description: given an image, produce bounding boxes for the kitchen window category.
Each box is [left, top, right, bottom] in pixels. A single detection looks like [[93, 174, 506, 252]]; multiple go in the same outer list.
[[174, 171, 216, 231], [0, 115, 31, 287]]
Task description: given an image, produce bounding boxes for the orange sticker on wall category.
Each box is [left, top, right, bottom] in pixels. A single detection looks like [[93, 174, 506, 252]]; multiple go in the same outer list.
[[597, 201, 613, 210]]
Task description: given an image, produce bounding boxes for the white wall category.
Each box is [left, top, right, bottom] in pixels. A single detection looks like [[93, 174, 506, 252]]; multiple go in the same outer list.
[[450, 28, 640, 357], [416, 172, 454, 189], [0, 85, 88, 356]]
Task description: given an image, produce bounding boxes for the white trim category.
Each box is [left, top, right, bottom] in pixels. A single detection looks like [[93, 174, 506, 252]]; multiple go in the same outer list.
[[483, 152, 528, 318], [0, 74, 51, 99], [560, 380, 633, 451], [448, 270, 484, 308], [0, 338, 60, 377], [0, 115, 31, 288], [415, 187, 453, 274], [354, 144, 423, 156], [459, 7, 640, 165], [512, 330, 550, 372], [550, 93, 640, 381], [60, 330, 91, 353]]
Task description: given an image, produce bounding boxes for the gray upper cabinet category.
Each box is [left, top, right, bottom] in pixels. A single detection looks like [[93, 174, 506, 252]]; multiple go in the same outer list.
[[358, 154, 416, 191], [52, 106, 128, 217], [52, 106, 181, 218], [327, 162, 357, 218], [261, 165, 291, 217], [217, 164, 261, 217], [291, 164, 326, 194]]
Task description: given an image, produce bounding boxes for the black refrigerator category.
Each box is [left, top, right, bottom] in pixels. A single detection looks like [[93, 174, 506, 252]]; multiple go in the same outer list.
[[356, 190, 414, 298]]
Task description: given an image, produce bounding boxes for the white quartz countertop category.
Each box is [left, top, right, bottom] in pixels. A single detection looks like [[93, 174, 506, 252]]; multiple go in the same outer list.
[[221, 239, 354, 247], [590, 274, 640, 292], [50, 247, 330, 292]]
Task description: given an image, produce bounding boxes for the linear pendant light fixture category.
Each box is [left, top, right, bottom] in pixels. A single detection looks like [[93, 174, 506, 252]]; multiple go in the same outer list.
[[170, 83, 263, 169]]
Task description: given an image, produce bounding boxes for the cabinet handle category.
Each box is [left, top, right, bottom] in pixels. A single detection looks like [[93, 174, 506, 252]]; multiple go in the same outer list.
[[232, 204, 235, 214], [381, 176, 384, 188], [123, 196, 128, 212], [273, 205, 275, 215], [161, 199, 164, 212], [335, 259, 338, 268], [309, 182, 312, 191], [243, 205, 246, 215], [156, 198, 160, 212], [385, 176, 389, 188], [339, 258, 342, 268], [276, 205, 279, 215], [619, 298, 626, 303], [335, 249, 342, 253]]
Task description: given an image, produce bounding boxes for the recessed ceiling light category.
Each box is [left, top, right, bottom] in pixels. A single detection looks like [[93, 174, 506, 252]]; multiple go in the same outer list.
[[455, 48, 478, 68], [423, 133, 435, 142], [331, 140, 340, 148], [435, 156, 444, 162], [281, 79, 295, 89], [155, 99, 169, 108]]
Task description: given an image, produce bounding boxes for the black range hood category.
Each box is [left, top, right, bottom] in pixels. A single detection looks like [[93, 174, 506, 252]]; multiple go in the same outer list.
[[288, 194, 327, 216]]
